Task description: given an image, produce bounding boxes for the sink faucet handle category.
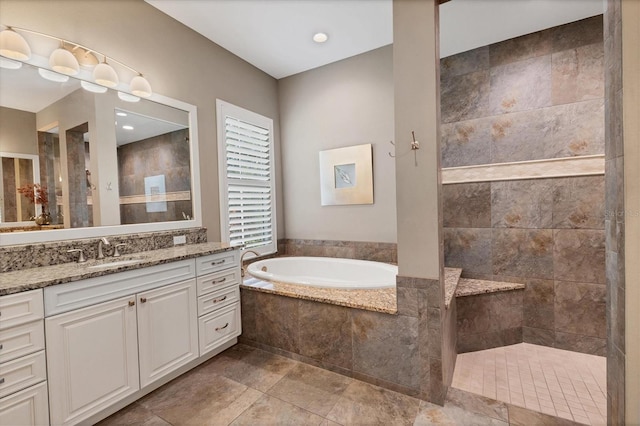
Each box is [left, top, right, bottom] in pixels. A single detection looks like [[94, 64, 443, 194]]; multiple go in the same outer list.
[[67, 249, 87, 263], [113, 243, 127, 258]]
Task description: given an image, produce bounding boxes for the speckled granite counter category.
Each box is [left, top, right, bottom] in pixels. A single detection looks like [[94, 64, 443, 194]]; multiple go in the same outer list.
[[444, 267, 463, 308], [242, 266, 464, 314], [0, 242, 235, 296], [242, 277, 397, 314], [455, 278, 525, 298]]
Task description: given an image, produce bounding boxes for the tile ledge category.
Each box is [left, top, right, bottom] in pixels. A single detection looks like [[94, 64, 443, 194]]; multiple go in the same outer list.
[[455, 278, 525, 298]]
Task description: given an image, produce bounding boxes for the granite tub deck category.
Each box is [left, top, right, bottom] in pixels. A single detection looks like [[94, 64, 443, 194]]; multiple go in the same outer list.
[[0, 242, 235, 296], [243, 267, 464, 314], [455, 278, 525, 297]]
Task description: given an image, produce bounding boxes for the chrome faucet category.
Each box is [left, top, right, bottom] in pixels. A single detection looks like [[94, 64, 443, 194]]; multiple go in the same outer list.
[[240, 250, 260, 277], [97, 237, 111, 259]]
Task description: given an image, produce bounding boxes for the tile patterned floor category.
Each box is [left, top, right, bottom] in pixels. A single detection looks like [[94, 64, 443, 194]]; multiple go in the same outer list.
[[100, 343, 589, 426], [452, 343, 607, 425]]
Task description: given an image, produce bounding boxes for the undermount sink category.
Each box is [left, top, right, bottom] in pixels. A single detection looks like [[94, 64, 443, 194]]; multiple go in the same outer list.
[[87, 258, 144, 269]]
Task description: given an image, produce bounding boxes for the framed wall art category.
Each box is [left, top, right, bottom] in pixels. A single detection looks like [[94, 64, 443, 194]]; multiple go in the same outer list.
[[319, 144, 373, 206]]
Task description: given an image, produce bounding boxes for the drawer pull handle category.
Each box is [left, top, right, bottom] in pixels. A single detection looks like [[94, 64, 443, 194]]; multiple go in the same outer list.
[[0, 378, 4, 385], [212, 296, 227, 304], [215, 323, 229, 331], [140, 297, 147, 303], [212, 277, 227, 285], [211, 259, 226, 266], [128, 300, 136, 307]]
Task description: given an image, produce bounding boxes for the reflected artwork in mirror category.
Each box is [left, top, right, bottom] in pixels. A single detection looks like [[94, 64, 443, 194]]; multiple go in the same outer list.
[[0, 59, 200, 243]]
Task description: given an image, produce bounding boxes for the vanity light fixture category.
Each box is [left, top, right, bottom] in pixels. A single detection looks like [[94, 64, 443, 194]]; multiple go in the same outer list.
[[38, 68, 70, 83], [49, 44, 79, 75], [80, 80, 108, 93], [0, 25, 153, 97], [93, 56, 119, 87], [313, 32, 328, 43], [130, 74, 152, 98], [0, 27, 31, 60]]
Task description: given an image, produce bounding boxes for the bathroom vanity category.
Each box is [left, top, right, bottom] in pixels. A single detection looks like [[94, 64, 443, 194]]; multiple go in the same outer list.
[[0, 243, 241, 426]]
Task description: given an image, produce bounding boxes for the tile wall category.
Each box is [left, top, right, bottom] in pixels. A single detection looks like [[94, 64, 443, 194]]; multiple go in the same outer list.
[[240, 275, 448, 404], [441, 16, 606, 356]]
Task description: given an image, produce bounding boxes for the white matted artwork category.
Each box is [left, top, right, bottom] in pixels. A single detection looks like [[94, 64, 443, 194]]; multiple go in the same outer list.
[[319, 144, 374, 206], [144, 174, 167, 212]]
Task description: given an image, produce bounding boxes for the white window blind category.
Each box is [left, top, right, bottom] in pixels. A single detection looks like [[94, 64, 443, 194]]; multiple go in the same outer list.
[[217, 101, 276, 255]]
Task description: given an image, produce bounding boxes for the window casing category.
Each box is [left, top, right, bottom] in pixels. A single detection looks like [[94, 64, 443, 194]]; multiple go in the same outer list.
[[216, 100, 276, 255]]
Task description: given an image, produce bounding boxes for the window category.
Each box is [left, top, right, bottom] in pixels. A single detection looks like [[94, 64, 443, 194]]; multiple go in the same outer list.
[[216, 100, 276, 255]]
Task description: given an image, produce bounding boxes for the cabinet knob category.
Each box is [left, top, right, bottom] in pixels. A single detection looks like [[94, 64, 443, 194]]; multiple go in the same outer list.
[[0, 344, 3, 350], [0, 378, 4, 384], [128, 300, 135, 307], [140, 297, 147, 303], [215, 322, 229, 331]]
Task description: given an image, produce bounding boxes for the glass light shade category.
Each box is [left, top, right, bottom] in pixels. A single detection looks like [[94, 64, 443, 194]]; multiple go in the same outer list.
[[130, 75, 152, 97], [117, 91, 140, 103], [38, 68, 70, 83], [81, 80, 107, 93], [0, 29, 31, 60], [49, 48, 79, 75], [93, 62, 119, 87], [0, 56, 22, 69]]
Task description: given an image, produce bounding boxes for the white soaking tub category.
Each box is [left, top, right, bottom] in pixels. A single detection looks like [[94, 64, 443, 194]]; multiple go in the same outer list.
[[246, 257, 397, 289]]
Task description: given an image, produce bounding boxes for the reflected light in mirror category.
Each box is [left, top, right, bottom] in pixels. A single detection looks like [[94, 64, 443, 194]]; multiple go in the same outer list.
[[118, 92, 140, 103], [0, 57, 22, 69], [80, 80, 107, 93], [38, 68, 70, 83]]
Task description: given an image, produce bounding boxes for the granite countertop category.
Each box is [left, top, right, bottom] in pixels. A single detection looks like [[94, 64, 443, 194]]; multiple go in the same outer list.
[[444, 267, 463, 308], [242, 277, 398, 314], [455, 278, 525, 298], [0, 242, 235, 296]]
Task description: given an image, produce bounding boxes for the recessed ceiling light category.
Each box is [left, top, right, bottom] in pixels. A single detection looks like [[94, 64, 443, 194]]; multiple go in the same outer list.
[[313, 32, 328, 43], [122, 125, 134, 130], [116, 112, 127, 117]]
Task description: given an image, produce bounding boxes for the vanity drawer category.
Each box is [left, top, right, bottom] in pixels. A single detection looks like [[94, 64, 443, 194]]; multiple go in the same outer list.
[[0, 290, 44, 331], [0, 351, 46, 399], [197, 268, 241, 296], [197, 285, 239, 316], [0, 381, 49, 426], [196, 251, 239, 276], [198, 303, 241, 355], [0, 320, 45, 364]]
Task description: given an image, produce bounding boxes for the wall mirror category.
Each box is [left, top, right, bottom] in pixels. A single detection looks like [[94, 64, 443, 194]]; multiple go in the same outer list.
[[0, 60, 201, 245]]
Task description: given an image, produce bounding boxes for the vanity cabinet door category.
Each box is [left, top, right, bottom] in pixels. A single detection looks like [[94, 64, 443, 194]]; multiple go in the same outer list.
[[45, 296, 139, 426], [137, 279, 198, 388]]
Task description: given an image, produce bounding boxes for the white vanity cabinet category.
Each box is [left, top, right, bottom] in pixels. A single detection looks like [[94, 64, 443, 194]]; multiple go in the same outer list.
[[0, 289, 49, 426], [43, 249, 240, 426]]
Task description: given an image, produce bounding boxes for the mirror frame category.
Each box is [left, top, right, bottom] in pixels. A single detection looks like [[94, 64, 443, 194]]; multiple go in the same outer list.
[[0, 93, 202, 246]]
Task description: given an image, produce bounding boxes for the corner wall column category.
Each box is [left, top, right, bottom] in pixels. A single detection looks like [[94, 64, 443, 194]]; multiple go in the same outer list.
[[393, 0, 450, 404]]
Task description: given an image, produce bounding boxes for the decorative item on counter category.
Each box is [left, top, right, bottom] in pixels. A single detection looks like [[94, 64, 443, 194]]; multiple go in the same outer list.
[[16, 183, 51, 225]]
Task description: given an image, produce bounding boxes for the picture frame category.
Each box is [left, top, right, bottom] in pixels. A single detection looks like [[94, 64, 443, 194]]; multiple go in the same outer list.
[[319, 144, 374, 206]]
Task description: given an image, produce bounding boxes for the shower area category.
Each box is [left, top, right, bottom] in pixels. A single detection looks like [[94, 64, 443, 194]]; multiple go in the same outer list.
[[441, 14, 608, 425]]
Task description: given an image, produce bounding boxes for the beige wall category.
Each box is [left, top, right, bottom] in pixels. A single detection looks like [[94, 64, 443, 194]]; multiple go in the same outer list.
[[0, 107, 37, 155], [623, 0, 640, 422], [0, 0, 283, 241], [278, 46, 396, 243], [393, 0, 442, 279]]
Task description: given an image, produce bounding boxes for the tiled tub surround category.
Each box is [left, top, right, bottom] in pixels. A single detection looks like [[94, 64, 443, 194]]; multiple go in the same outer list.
[[440, 16, 606, 357], [240, 275, 451, 405], [0, 241, 232, 296], [0, 227, 207, 273], [278, 239, 397, 264]]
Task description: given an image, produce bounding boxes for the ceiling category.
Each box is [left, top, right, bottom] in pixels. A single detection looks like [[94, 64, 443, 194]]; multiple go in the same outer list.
[[147, 0, 603, 79]]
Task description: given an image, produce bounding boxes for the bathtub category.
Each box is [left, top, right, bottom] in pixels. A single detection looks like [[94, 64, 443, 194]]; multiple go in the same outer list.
[[246, 257, 397, 289]]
